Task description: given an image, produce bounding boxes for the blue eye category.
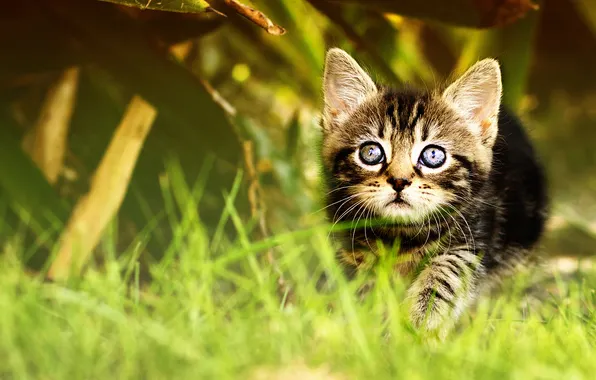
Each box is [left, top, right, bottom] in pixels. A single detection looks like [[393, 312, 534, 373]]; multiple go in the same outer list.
[[419, 145, 446, 168], [359, 142, 385, 165]]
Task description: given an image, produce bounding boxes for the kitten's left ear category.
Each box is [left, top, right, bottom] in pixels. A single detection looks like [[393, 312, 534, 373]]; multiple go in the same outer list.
[[323, 48, 377, 131], [443, 59, 502, 146]]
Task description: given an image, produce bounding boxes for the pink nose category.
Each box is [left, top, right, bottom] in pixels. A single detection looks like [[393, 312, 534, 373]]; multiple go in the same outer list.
[[388, 177, 411, 193]]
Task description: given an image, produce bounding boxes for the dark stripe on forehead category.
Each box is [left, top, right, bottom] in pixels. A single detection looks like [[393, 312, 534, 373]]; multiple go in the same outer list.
[[397, 95, 413, 131], [381, 103, 397, 138], [410, 101, 425, 131], [381, 89, 429, 137], [397, 92, 427, 132], [421, 124, 430, 141], [421, 109, 431, 141]]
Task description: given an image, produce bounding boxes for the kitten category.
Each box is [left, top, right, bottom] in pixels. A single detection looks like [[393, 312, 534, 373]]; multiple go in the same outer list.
[[320, 48, 547, 337]]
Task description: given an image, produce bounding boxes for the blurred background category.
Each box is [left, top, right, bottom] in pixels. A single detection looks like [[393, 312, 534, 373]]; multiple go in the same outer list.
[[1, 0, 595, 277]]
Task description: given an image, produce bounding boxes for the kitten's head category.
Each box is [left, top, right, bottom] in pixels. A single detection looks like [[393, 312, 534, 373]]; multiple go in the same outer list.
[[321, 48, 502, 224]]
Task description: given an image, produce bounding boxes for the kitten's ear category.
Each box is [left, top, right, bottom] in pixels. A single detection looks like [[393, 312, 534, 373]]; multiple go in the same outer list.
[[443, 59, 502, 146], [323, 48, 377, 130]]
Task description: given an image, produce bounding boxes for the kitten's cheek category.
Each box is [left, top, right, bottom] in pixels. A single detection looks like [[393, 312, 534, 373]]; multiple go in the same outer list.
[[400, 191, 416, 206], [407, 193, 431, 208], [401, 191, 432, 213]]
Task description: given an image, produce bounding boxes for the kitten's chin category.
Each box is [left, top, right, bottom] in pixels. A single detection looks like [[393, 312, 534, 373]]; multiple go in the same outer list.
[[377, 201, 433, 225], [360, 191, 437, 225]]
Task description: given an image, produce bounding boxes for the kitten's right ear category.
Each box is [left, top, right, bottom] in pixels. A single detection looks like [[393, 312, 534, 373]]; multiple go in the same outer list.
[[323, 48, 377, 131], [442, 58, 502, 146]]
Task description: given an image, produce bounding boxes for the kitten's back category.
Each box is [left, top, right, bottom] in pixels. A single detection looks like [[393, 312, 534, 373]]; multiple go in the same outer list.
[[482, 107, 548, 272]]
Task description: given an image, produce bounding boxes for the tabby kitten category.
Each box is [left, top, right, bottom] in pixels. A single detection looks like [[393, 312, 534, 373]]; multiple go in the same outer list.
[[321, 48, 547, 336]]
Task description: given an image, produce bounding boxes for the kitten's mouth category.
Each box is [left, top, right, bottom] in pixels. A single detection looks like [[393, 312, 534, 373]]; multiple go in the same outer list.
[[388, 195, 409, 206]]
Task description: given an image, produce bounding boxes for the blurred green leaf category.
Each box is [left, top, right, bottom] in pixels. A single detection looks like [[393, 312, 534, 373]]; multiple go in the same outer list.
[[0, 112, 69, 243], [575, 0, 596, 37], [307, 0, 401, 84], [98, 0, 210, 13], [285, 111, 300, 161], [452, 29, 498, 76], [448, 2, 540, 110], [500, 4, 540, 110], [258, 1, 325, 79], [311, 0, 539, 28], [222, 7, 322, 100]]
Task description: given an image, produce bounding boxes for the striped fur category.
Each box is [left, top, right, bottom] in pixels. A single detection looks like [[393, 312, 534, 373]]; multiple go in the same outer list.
[[321, 49, 548, 337]]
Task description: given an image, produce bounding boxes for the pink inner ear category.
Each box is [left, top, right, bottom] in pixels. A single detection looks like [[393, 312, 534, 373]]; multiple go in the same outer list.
[[327, 80, 349, 114]]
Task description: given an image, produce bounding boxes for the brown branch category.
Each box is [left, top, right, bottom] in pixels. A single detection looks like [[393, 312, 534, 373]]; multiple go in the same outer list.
[[208, 0, 286, 35], [22, 67, 80, 185], [242, 140, 293, 306], [168, 41, 238, 116], [199, 79, 237, 117], [48, 96, 157, 281]]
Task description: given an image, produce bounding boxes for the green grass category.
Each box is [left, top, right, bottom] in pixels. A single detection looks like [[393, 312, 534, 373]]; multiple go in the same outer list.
[[1, 176, 596, 380]]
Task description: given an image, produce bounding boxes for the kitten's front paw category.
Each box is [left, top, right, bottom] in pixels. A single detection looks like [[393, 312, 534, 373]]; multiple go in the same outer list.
[[407, 253, 479, 339], [408, 288, 455, 340], [407, 269, 466, 339]]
